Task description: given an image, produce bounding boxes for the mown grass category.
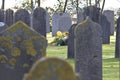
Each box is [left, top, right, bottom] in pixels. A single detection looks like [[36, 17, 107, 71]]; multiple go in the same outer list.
[[46, 32, 120, 80]]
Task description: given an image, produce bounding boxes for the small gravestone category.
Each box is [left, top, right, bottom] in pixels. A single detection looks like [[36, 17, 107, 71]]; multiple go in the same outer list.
[[0, 22, 8, 32], [32, 7, 46, 37], [103, 10, 114, 35], [99, 14, 110, 44], [74, 17, 102, 80], [52, 13, 72, 36], [0, 21, 47, 80], [83, 6, 100, 23], [14, 9, 30, 26], [23, 57, 78, 80], [77, 11, 84, 23], [5, 9, 14, 26], [0, 9, 5, 22], [46, 12, 50, 33], [67, 24, 77, 58], [115, 16, 120, 58]]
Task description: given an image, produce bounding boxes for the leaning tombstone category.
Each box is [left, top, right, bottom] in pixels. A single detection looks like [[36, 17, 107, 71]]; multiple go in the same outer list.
[[103, 10, 114, 35], [23, 57, 78, 80], [0, 21, 47, 80], [115, 16, 120, 58], [32, 7, 46, 37], [14, 9, 30, 26], [5, 9, 14, 26], [67, 24, 77, 58], [0, 22, 8, 32], [74, 17, 102, 80], [99, 14, 110, 44], [46, 12, 50, 33], [0, 9, 5, 22], [52, 13, 72, 36]]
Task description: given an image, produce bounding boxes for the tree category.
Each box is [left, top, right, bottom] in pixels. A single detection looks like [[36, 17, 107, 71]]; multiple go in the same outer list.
[[1, 0, 5, 9]]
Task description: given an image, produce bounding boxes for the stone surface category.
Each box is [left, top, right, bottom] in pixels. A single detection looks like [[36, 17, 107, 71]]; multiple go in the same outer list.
[[67, 24, 77, 58], [103, 10, 114, 35], [99, 14, 110, 44], [74, 17, 102, 80], [83, 6, 100, 23], [52, 13, 72, 36], [0, 9, 5, 22], [5, 9, 14, 26], [14, 9, 30, 26], [23, 57, 77, 80], [0, 21, 47, 80], [46, 12, 50, 33], [77, 11, 84, 23], [32, 7, 46, 37], [115, 16, 120, 58]]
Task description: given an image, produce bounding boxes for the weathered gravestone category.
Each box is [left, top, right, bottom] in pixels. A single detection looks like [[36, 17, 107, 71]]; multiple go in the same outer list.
[[115, 16, 120, 58], [0, 21, 47, 80], [99, 14, 110, 44], [83, 6, 100, 23], [14, 9, 30, 26], [52, 13, 72, 36], [0, 9, 5, 22], [32, 7, 46, 37], [68, 24, 77, 58], [77, 11, 84, 23], [5, 9, 14, 26], [0, 22, 8, 32], [23, 57, 78, 80], [74, 17, 102, 80], [103, 10, 114, 35], [46, 12, 50, 33]]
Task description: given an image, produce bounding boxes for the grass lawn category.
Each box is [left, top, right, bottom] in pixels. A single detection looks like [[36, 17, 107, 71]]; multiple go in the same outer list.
[[46, 32, 120, 80]]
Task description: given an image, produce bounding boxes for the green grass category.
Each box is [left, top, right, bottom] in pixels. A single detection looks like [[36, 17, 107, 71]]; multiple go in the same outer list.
[[46, 32, 120, 80]]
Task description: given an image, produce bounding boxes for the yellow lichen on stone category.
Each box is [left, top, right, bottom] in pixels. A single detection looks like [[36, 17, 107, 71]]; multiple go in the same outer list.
[[23, 63, 29, 68], [11, 47, 21, 57], [27, 48, 37, 56], [0, 55, 8, 64], [9, 58, 16, 66]]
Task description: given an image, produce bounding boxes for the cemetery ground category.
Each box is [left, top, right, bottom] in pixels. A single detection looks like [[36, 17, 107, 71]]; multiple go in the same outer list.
[[46, 32, 119, 80]]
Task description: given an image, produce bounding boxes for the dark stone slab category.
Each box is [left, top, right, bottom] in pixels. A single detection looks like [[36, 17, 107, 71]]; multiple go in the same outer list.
[[74, 17, 102, 80], [0, 9, 5, 22]]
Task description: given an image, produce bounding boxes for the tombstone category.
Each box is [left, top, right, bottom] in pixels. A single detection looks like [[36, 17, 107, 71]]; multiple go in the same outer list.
[[67, 24, 77, 58], [0, 9, 5, 22], [115, 16, 120, 58], [0, 22, 8, 32], [32, 7, 46, 37], [0, 21, 47, 80], [103, 10, 114, 35], [77, 11, 84, 23], [14, 9, 30, 26], [99, 14, 110, 44], [52, 13, 72, 36], [23, 57, 78, 80], [83, 6, 100, 23], [5, 9, 14, 26], [74, 17, 102, 80], [46, 12, 50, 33]]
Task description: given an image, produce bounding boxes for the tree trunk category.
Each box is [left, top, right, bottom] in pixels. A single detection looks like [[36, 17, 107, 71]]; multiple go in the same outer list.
[[63, 0, 68, 13], [38, 0, 40, 7], [1, 0, 5, 9]]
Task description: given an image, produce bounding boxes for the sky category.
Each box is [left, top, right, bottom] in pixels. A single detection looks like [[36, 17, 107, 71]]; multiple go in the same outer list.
[[0, 0, 120, 10]]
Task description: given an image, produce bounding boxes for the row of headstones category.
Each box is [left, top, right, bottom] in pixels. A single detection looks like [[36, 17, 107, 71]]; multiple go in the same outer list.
[[0, 8, 73, 37], [0, 8, 50, 37], [0, 18, 103, 80]]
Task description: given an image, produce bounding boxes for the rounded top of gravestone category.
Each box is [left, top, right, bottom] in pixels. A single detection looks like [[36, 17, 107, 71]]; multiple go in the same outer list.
[[23, 57, 77, 80]]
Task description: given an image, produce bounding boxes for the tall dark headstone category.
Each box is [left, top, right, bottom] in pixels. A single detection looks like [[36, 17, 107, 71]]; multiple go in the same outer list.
[[5, 9, 14, 26], [14, 9, 30, 26], [0, 9, 5, 22], [0, 21, 47, 80], [74, 17, 102, 80], [115, 16, 120, 58], [99, 14, 110, 44], [32, 7, 46, 37], [67, 24, 77, 58], [77, 11, 84, 23], [84, 6, 100, 23]]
